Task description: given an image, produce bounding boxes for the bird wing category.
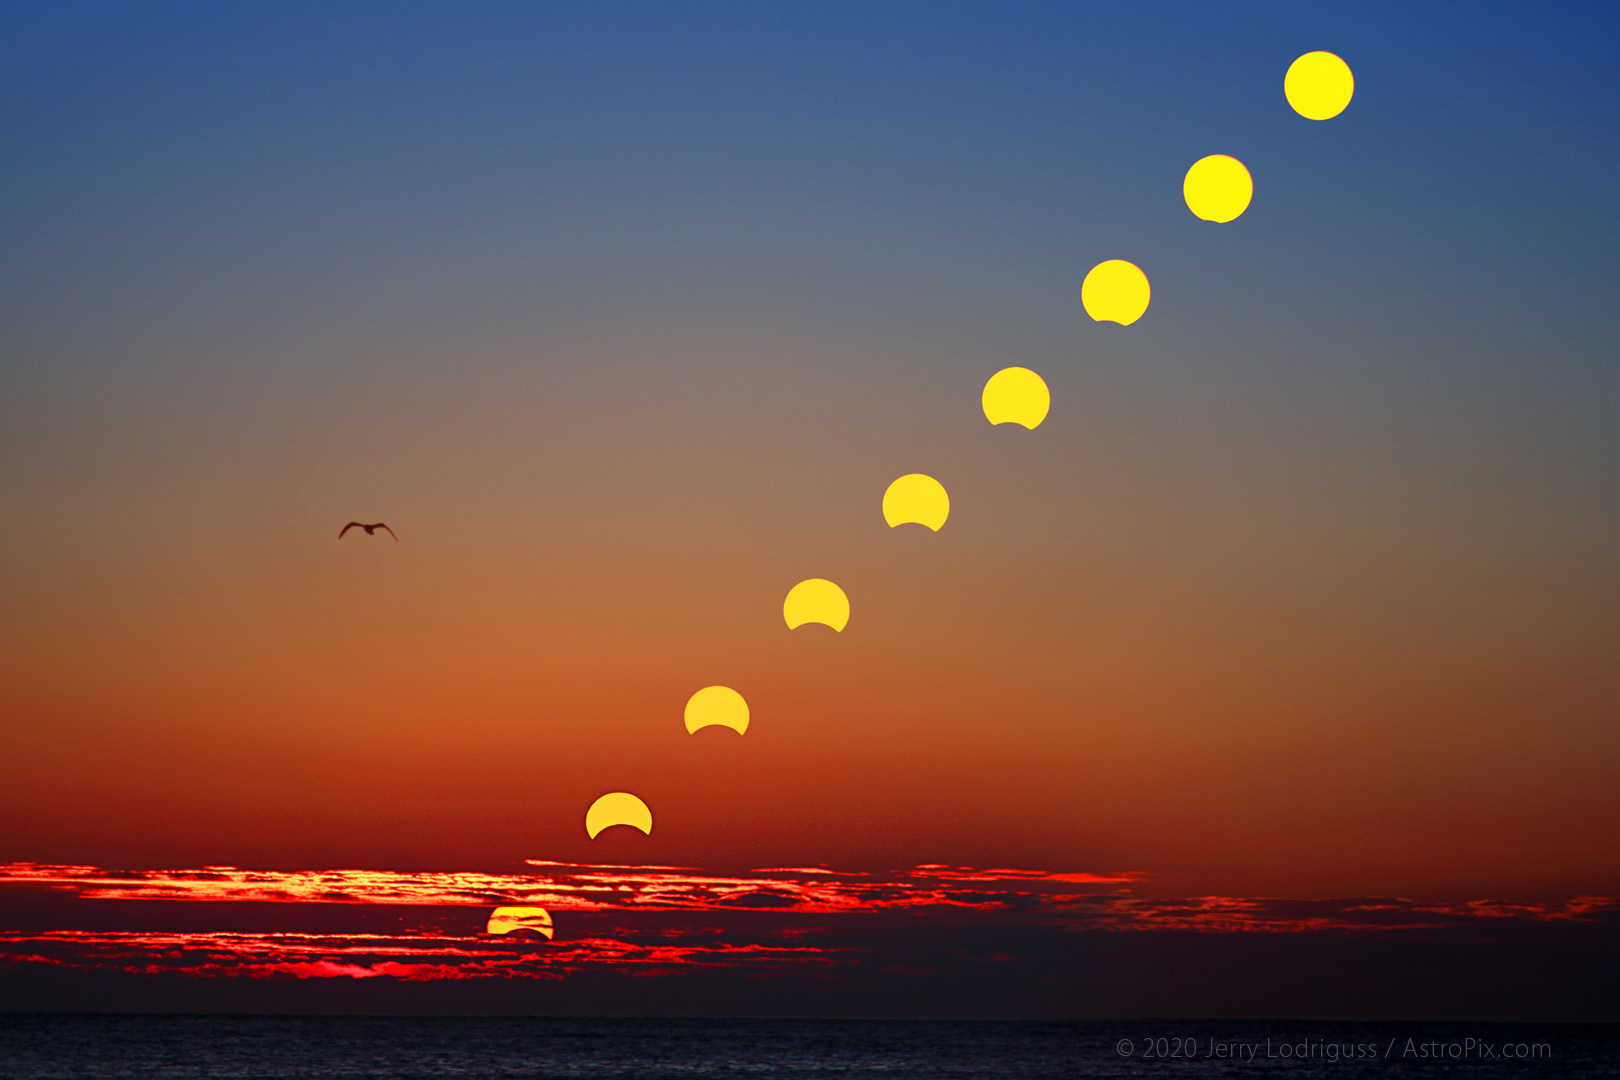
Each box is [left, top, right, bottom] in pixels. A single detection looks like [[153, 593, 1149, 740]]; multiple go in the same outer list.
[[339, 522, 362, 538], [378, 524, 398, 541]]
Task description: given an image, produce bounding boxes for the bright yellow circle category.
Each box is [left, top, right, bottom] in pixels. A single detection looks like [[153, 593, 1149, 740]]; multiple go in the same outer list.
[[1081, 260, 1150, 325], [783, 578, 849, 632], [684, 685, 750, 735], [1183, 154, 1253, 223], [585, 792, 652, 839], [981, 367, 1050, 429], [881, 473, 949, 531], [1285, 51, 1354, 120]]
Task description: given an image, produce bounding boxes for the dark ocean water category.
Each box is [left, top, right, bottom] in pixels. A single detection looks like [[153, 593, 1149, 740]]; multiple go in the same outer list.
[[0, 1016, 1614, 1079]]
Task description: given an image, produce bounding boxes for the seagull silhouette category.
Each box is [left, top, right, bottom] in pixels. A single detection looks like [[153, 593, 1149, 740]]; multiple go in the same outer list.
[[339, 522, 398, 541]]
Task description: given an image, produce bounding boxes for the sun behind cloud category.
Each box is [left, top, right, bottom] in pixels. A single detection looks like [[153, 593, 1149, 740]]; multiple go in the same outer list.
[[485, 906, 554, 939]]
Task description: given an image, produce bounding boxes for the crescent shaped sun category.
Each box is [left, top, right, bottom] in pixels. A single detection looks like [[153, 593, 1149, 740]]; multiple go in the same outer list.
[[684, 685, 750, 735], [485, 906, 554, 939], [882, 473, 950, 531], [585, 792, 653, 839], [783, 578, 850, 632]]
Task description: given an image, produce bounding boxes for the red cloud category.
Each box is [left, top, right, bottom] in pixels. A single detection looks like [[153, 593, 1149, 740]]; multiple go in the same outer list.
[[2, 861, 1613, 985], [0, 860, 1142, 913]]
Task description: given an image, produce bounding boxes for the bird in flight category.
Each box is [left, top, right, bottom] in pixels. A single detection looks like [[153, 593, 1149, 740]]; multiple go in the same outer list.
[[339, 522, 398, 541]]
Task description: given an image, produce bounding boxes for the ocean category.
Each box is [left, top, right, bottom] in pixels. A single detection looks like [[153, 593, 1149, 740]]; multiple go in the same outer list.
[[0, 1016, 1615, 1079]]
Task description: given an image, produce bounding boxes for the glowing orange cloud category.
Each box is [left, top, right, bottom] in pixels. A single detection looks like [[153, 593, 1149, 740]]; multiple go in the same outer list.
[[0, 861, 1146, 914], [2, 861, 1613, 988], [5, 862, 1608, 934]]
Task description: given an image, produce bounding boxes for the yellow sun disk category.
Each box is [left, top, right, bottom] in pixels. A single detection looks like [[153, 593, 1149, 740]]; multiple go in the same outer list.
[[882, 473, 949, 531], [1081, 260, 1150, 325], [1183, 154, 1253, 223], [1285, 51, 1354, 120], [486, 906, 554, 939], [981, 367, 1050, 429], [783, 578, 850, 632], [585, 792, 653, 839], [684, 685, 750, 735]]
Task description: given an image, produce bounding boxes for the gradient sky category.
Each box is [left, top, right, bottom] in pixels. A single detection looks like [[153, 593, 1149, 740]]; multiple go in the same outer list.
[[2, 0, 1618, 1016]]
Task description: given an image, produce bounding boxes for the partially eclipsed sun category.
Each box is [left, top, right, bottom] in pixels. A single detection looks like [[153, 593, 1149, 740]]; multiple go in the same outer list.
[[585, 792, 653, 839], [882, 473, 949, 531], [486, 906, 554, 939], [451, 46, 1359, 883], [685, 685, 750, 735], [1285, 51, 1354, 120], [1183, 154, 1253, 223], [783, 578, 850, 632], [981, 367, 1050, 429], [1081, 260, 1151, 325]]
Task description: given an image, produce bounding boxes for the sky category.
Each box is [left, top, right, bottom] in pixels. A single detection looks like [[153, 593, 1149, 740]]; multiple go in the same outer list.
[[1, 1, 1618, 1017]]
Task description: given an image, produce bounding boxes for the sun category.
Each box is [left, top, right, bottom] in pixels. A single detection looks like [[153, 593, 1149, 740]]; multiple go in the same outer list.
[[783, 578, 850, 632], [981, 367, 1050, 429], [485, 906, 554, 939], [1285, 51, 1354, 120], [585, 792, 653, 839], [1183, 154, 1253, 223], [882, 474, 950, 531], [684, 685, 750, 735], [461, 43, 1356, 898], [1081, 259, 1151, 325]]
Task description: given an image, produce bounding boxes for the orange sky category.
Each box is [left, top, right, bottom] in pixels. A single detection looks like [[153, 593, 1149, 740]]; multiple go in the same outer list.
[[4, 6, 1619, 962], [4, 330, 1615, 901]]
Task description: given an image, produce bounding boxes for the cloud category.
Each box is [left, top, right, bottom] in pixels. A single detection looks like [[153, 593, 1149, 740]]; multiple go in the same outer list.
[[2, 861, 1613, 986], [0, 928, 848, 981], [0, 860, 1143, 913], [1043, 893, 1620, 933]]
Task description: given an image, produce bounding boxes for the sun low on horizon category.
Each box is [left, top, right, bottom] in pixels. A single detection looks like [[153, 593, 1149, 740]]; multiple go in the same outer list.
[[1, 4, 1616, 1021]]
